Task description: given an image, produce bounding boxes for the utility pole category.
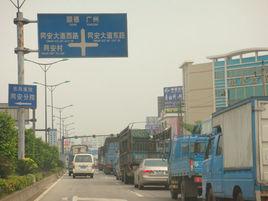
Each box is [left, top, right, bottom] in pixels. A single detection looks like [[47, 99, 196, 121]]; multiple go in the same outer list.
[[11, 0, 37, 159]]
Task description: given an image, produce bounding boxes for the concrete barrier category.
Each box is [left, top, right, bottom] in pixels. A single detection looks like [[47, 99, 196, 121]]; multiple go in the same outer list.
[[0, 170, 65, 201]]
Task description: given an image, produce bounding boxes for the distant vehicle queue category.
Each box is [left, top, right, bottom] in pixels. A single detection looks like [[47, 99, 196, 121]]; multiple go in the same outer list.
[[67, 97, 268, 201]]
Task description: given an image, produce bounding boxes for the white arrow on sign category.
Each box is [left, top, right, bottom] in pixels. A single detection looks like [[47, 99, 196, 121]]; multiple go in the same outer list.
[[68, 28, 99, 56], [15, 102, 32, 106]]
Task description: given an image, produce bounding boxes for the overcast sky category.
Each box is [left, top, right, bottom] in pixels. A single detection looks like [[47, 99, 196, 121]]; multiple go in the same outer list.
[[1, 0, 268, 138]]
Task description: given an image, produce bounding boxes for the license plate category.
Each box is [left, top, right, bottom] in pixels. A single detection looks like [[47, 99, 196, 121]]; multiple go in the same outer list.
[[80, 165, 87, 169]]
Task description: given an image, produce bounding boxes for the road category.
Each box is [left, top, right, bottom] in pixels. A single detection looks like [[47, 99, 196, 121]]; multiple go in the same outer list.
[[33, 170, 173, 201]]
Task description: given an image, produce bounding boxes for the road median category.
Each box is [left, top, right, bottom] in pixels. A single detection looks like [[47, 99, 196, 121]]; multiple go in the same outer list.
[[0, 170, 65, 201]]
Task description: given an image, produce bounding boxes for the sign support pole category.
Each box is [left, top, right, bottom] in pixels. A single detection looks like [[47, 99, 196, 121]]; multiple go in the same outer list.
[[15, 11, 25, 159], [12, 0, 37, 159]]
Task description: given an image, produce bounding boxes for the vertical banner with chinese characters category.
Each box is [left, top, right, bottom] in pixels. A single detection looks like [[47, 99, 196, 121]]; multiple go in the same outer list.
[[8, 84, 37, 109], [163, 86, 183, 113], [38, 13, 128, 58]]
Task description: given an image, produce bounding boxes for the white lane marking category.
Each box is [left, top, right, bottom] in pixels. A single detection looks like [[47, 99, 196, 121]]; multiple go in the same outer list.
[[72, 196, 78, 201], [34, 175, 64, 201], [128, 190, 144, 198], [62, 197, 68, 201], [72, 197, 127, 201]]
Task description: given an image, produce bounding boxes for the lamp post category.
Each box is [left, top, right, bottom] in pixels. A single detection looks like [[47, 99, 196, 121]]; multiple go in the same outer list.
[[53, 113, 74, 139], [25, 58, 68, 143], [54, 114, 74, 155], [33, 81, 70, 130]]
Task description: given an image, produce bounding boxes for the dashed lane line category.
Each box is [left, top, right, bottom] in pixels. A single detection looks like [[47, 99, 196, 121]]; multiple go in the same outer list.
[[72, 197, 127, 201], [128, 190, 144, 198]]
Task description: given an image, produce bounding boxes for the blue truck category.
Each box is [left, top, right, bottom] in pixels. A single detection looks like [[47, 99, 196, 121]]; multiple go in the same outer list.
[[169, 135, 209, 200], [103, 136, 119, 174], [202, 97, 268, 201]]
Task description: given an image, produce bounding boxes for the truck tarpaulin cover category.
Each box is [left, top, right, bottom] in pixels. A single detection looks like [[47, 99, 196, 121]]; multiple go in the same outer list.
[[213, 103, 253, 169]]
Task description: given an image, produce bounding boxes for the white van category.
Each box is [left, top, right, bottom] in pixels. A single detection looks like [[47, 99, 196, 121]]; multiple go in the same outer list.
[[72, 154, 95, 178]]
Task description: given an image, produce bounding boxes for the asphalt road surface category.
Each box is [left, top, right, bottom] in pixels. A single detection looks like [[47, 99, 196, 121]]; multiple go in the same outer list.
[[33, 170, 174, 201]]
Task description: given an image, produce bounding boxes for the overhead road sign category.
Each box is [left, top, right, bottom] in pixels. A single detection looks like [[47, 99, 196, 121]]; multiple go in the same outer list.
[[38, 13, 128, 58], [8, 84, 37, 109]]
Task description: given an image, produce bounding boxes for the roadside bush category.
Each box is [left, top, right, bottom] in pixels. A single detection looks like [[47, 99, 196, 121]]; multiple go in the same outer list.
[[34, 172, 43, 181], [0, 155, 14, 178], [16, 158, 38, 176], [0, 174, 36, 195]]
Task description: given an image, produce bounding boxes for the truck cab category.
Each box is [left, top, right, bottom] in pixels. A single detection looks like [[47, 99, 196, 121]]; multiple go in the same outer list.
[[168, 135, 208, 200]]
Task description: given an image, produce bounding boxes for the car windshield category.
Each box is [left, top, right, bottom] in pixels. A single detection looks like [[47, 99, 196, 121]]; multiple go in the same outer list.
[[75, 155, 92, 162], [144, 159, 167, 167]]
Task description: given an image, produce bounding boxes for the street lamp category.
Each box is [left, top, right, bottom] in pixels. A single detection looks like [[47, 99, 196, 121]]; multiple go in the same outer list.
[[25, 58, 68, 143], [54, 114, 74, 138], [33, 80, 70, 130], [65, 127, 75, 136]]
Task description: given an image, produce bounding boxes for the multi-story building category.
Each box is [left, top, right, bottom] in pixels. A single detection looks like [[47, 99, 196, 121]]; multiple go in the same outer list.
[[208, 48, 268, 111], [48, 129, 57, 146], [157, 96, 165, 117], [180, 61, 214, 127]]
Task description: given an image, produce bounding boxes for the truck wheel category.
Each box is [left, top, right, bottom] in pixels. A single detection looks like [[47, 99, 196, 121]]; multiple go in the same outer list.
[[206, 188, 215, 201], [68, 172, 71, 176], [138, 183, 144, 190], [73, 174, 75, 179], [170, 190, 178, 199], [236, 193, 244, 201], [181, 180, 186, 201], [233, 186, 244, 201]]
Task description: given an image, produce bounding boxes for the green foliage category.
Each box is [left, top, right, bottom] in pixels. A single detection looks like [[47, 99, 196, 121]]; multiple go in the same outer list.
[[0, 156, 14, 179], [0, 174, 35, 196], [16, 158, 38, 176], [0, 112, 17, 178], [183, 121, 202, 134], [25, 129, 61, 171]]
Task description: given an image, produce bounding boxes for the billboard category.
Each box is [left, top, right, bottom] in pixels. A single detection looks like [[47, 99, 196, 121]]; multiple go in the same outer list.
[[163, 86, 183, 109]]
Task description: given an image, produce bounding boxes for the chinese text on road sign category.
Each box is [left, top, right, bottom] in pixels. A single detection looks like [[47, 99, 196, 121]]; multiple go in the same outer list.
[[8, 84, 37, 109], [38, 13, 128, 58]]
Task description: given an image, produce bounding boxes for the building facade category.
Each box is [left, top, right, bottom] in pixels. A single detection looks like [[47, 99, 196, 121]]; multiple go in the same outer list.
[[48, 129, 57, 146], [208, 48, 268, 111], [180, 61, 214, 127]]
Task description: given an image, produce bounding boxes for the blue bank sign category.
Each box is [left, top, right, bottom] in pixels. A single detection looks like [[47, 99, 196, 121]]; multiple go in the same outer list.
[[8, 84, 37, 109], [38, 13, 128, 58]]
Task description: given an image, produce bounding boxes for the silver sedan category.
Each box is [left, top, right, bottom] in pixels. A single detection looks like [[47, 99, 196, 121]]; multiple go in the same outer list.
[[134, 158, 168, 190]]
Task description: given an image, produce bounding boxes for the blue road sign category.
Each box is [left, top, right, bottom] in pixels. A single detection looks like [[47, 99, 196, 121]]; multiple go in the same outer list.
[[164, 86, 183, 108], [8, 84, 37, 109], [38, 13, 128, 58]]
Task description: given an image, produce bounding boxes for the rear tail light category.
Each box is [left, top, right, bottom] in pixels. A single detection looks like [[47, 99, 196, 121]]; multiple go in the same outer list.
[[194, 177, 202, 183], [190, 160, 194, 171], [143, 170, 153, 173]]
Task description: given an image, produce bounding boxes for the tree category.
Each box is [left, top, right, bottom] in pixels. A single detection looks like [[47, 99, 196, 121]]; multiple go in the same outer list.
[[183, 121, 202, 134]]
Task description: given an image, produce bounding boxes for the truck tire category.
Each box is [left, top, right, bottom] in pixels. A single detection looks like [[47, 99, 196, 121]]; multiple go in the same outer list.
[[170, 190, 178, 199], [233, 186, 244, 201], [181, 180, 186, 201], [68, 171, 71, 176], [124, 172, 129, 184], [206, 187, 215, 201]]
